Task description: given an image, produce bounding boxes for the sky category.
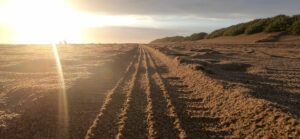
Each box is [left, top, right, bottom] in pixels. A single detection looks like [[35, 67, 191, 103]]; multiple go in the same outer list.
[[0, 0, 299, 44]]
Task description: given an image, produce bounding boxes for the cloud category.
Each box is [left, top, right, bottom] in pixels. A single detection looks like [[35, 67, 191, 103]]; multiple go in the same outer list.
[[70, 0, 300, 43], [67, 0, 300, 18]]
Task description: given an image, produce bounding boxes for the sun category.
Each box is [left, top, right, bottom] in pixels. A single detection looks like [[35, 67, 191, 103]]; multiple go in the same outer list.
[[0, 0, 82, 44], [0, 0, 143, 44]]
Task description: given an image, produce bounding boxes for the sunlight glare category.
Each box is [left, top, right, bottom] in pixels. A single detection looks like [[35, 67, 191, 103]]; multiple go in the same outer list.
[[0, 0, 82, 43], [52, 43, 69, 137], [0, 0, 141, 44]]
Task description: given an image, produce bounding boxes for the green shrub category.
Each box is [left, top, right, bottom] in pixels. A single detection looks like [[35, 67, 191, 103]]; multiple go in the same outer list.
[[287, 15, 300, 32], [291, 20, 300, 35], [166, 36, 186, 42], [290, 15, 300, 23], [186, 32, 207, 41], [151, 36, 185, 43], [206, 28, 226, 39], [151, 32, 208, 43], [245, 19, 269, 34], [223, 23, 249, 36], [151, 14, 300, 43], [264, 15, 291, 32]]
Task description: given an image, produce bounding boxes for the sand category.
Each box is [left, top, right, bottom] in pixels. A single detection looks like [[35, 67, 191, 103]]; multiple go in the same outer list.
[[0, 40, 299, 138], [147, 41, 300, 138]]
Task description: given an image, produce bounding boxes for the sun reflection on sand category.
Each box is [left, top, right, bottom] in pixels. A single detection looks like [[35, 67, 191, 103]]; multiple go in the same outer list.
[[52, 43, 69, 137]]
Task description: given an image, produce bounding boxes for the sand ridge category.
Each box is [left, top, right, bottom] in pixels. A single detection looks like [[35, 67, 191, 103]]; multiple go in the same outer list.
[[146, 43, 299, 138]]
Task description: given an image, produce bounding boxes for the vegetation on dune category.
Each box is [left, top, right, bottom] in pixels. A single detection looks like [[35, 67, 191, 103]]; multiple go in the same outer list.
[[151, 32, 207, 43], [290, 15, 300, 35], [245, 19, 270, 34], [211, 14, 300, 38], [186, 32, 208, 41], [264, 15, 291, 32], [151, 14, 300, 43], [151, 36, 185, 43], [223, 23, 249, 36], [291, 20, 300, 35], [206, 28, 226, 39]]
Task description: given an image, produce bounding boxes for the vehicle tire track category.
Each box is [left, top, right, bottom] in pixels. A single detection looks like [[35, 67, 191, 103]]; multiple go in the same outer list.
[[144, 47, 187, 138], [143, 48, 156, 139], [85, 48, 142, 139], [116, 47, 148, 139], [86, 47, 187, 139]]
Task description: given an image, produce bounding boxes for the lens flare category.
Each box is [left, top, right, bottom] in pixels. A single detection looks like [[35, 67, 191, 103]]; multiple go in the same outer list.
[[52, 43, 69, 137]]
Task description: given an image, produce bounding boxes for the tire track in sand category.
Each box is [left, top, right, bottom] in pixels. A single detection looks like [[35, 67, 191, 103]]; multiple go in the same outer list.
[[116, 47, 148, 138], [85, 48, 142, 139], [86, 47, 186, 138], [144, 47, 187, 139], [143, 48, 183, 138], [142, 48, 156, 139]]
